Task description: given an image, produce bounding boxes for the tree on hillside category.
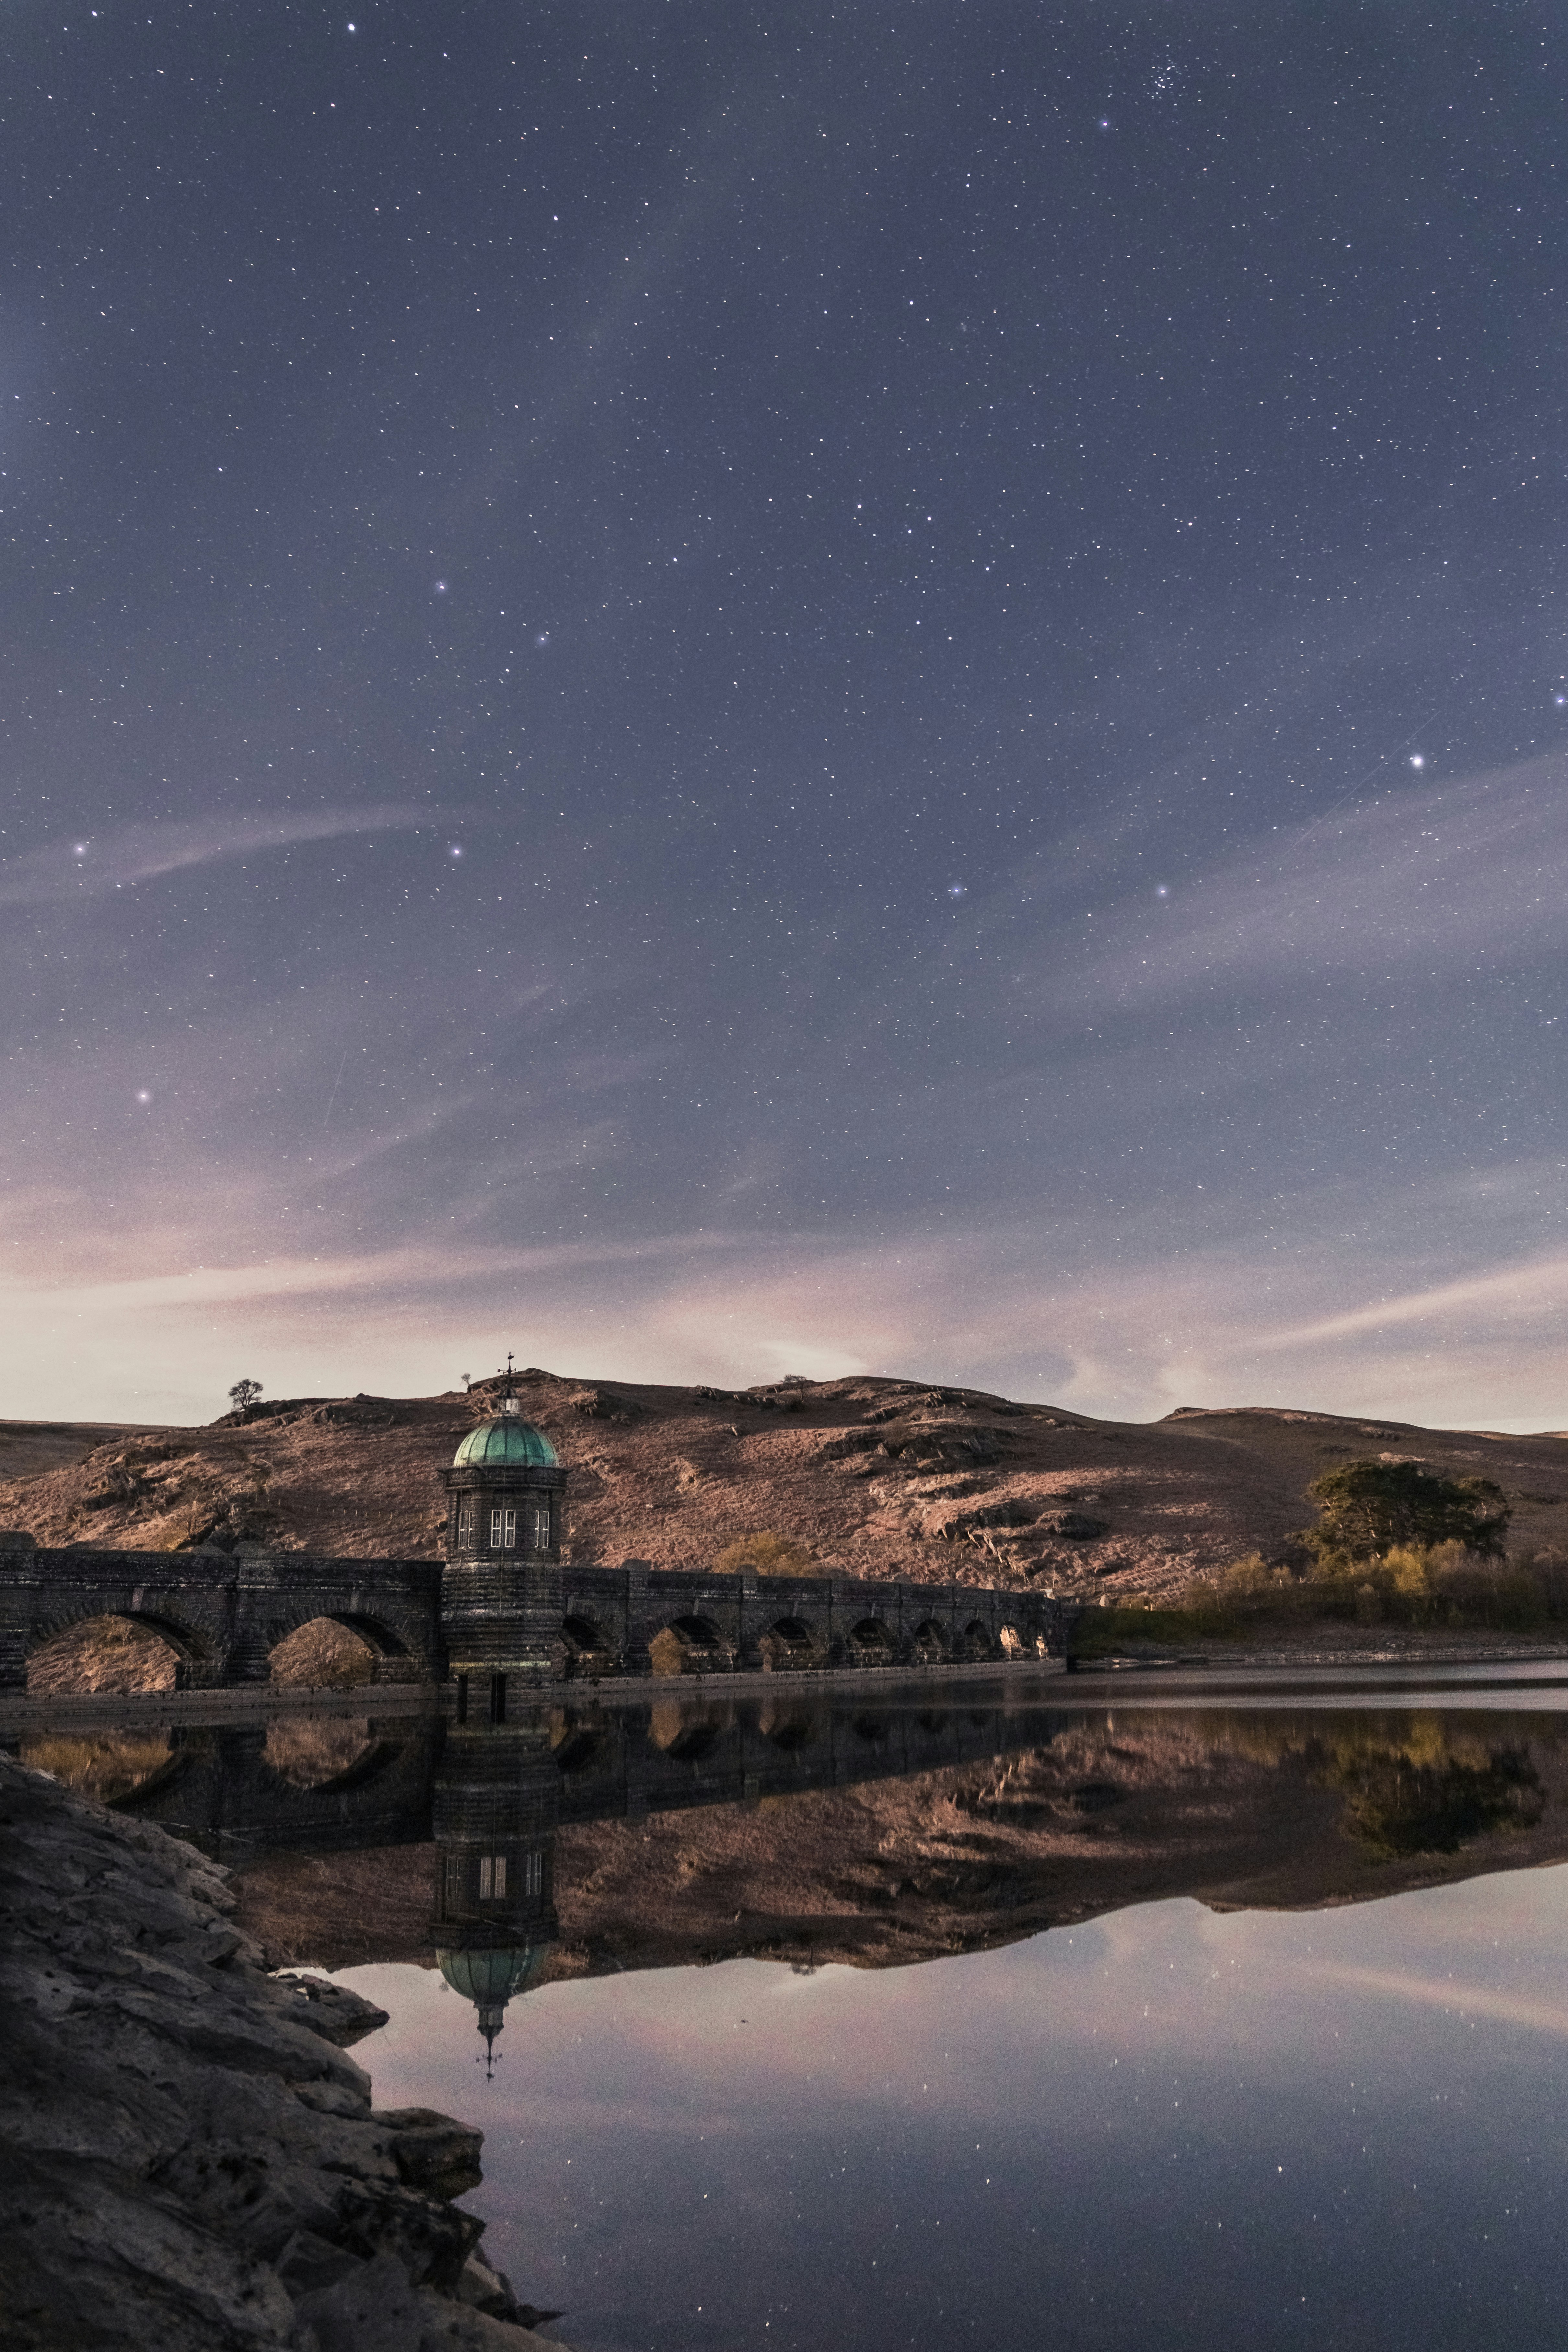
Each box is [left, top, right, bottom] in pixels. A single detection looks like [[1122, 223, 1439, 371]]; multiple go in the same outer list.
[[227, 1377, 263, 1415], [1301, 1458, 1510, 1564]]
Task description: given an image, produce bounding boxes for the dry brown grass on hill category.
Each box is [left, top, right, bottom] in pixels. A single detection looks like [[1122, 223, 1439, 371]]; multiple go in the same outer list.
[[6, 1375, 1568, 1617]]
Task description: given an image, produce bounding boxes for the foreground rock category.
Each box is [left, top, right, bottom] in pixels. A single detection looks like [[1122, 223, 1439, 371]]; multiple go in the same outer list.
[[0, 1755, 575, 2352]]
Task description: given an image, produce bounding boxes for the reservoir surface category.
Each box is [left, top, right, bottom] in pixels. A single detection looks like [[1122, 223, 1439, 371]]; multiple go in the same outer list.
[[20, 1665, 1568, 2351]]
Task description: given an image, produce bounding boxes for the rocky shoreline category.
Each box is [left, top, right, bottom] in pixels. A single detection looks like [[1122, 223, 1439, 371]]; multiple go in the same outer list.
[[0, 1755, 576, 2352]]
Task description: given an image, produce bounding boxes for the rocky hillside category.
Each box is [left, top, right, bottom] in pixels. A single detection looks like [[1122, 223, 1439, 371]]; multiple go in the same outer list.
[[5, 1371, 1568, 1606]]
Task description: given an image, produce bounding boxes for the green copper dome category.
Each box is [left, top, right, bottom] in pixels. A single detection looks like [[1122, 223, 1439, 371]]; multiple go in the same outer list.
[[452, 1415, 559, 1469], [436, 1942, 552, 2007]]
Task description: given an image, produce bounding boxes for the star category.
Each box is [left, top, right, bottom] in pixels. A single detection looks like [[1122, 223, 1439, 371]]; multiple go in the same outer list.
[[1408, 754, 1425, 768]]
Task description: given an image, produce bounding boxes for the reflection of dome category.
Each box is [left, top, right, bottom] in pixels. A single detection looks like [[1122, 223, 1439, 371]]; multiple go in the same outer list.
[[436, 1943, 553, 2072], [451, 1418, 559, 1469]]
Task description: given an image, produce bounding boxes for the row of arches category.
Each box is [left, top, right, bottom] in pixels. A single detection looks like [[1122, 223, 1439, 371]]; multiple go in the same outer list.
[[22, 1609, 408, 1696], [24, 1600, 1035, 1697], [568, 1608, 1021, 1677]]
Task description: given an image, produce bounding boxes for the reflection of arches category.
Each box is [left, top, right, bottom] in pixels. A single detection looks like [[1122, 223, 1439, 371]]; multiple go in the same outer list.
[[26, 1610, 193, 1696], [760, 1616, 819, 1670], [261, 1718, 402, 1792], [17, 1725, 180, 1803], [549, 1709, 604, 1772], [911, 1619, 948, 1664], [851, 1712, 890, 1745], [649, 1614, 729, 1676], [759, 1704, 816, 1750], [647, 1703, 724, 1760], [846, 1616, 891, 1661]]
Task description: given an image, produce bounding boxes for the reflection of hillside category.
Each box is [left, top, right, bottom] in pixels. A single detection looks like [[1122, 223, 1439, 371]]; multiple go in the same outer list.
[[222, 1702, 1568, 1982]]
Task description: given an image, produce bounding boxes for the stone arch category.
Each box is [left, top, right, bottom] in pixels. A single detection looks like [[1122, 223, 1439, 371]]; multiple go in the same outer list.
[[649, 1614, 730, 1676], [26, 1609, 202, 1696], [759, 1616, 819, 1670], [911, 1618, 949, 1664], [998, 1622, 1027, 1658], [958, 1617, 996, 1661], [269, 1610, 415, 1688], [845, 1616, 892, 1662], [560, 1613, 615, 1676]]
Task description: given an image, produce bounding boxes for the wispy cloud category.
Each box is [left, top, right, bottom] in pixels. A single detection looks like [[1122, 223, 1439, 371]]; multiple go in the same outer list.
[[0, 805, 432, 906], [1053, 751, 1568, 1010], [1315, 1964, 1568, 2043]]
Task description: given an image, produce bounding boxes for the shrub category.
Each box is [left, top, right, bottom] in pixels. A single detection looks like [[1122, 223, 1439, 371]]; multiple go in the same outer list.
[[1070, 1539, 1568, 1654], [714, 1530, 817, 1578]]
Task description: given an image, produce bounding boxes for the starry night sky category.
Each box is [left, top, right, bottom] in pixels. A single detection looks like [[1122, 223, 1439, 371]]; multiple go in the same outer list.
[[6, 3, 1568, 1426]]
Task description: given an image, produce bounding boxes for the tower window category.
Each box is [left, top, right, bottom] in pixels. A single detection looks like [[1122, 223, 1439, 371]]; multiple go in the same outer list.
[[527, 1504, 551, 1551], [445, 1855, 464, 1903], [479, 1855, 507, 1900], [523, 1850, 543, 1897], [457, 1503, 474, 1547], [490, 1506, 517, 1548]]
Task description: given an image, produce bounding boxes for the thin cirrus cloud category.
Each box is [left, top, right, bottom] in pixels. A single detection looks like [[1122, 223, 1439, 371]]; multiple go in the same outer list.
[[0, 804, 433, 906], [1053, 752, 1568, 1009]]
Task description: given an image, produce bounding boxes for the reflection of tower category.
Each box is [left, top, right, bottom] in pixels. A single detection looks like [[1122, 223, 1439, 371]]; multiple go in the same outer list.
[[432, 1708, 560, 2076], [440, 1364, 568, 1708]]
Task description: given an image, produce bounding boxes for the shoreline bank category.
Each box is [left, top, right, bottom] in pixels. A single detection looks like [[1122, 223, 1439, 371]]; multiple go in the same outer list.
[[0, 1753, 577, 2352]]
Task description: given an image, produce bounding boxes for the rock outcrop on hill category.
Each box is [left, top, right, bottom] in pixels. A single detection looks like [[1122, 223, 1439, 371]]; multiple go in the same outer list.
[[0, 1755, 575, 2352], [5, 1374, 1568, 1627]]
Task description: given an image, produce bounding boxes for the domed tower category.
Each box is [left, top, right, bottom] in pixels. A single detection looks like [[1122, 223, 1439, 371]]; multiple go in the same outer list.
[[440, 1367, 567, 1707]]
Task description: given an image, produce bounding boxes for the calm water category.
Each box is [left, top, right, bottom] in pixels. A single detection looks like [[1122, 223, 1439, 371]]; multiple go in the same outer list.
[[25, 1667, 1568, 2350]]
